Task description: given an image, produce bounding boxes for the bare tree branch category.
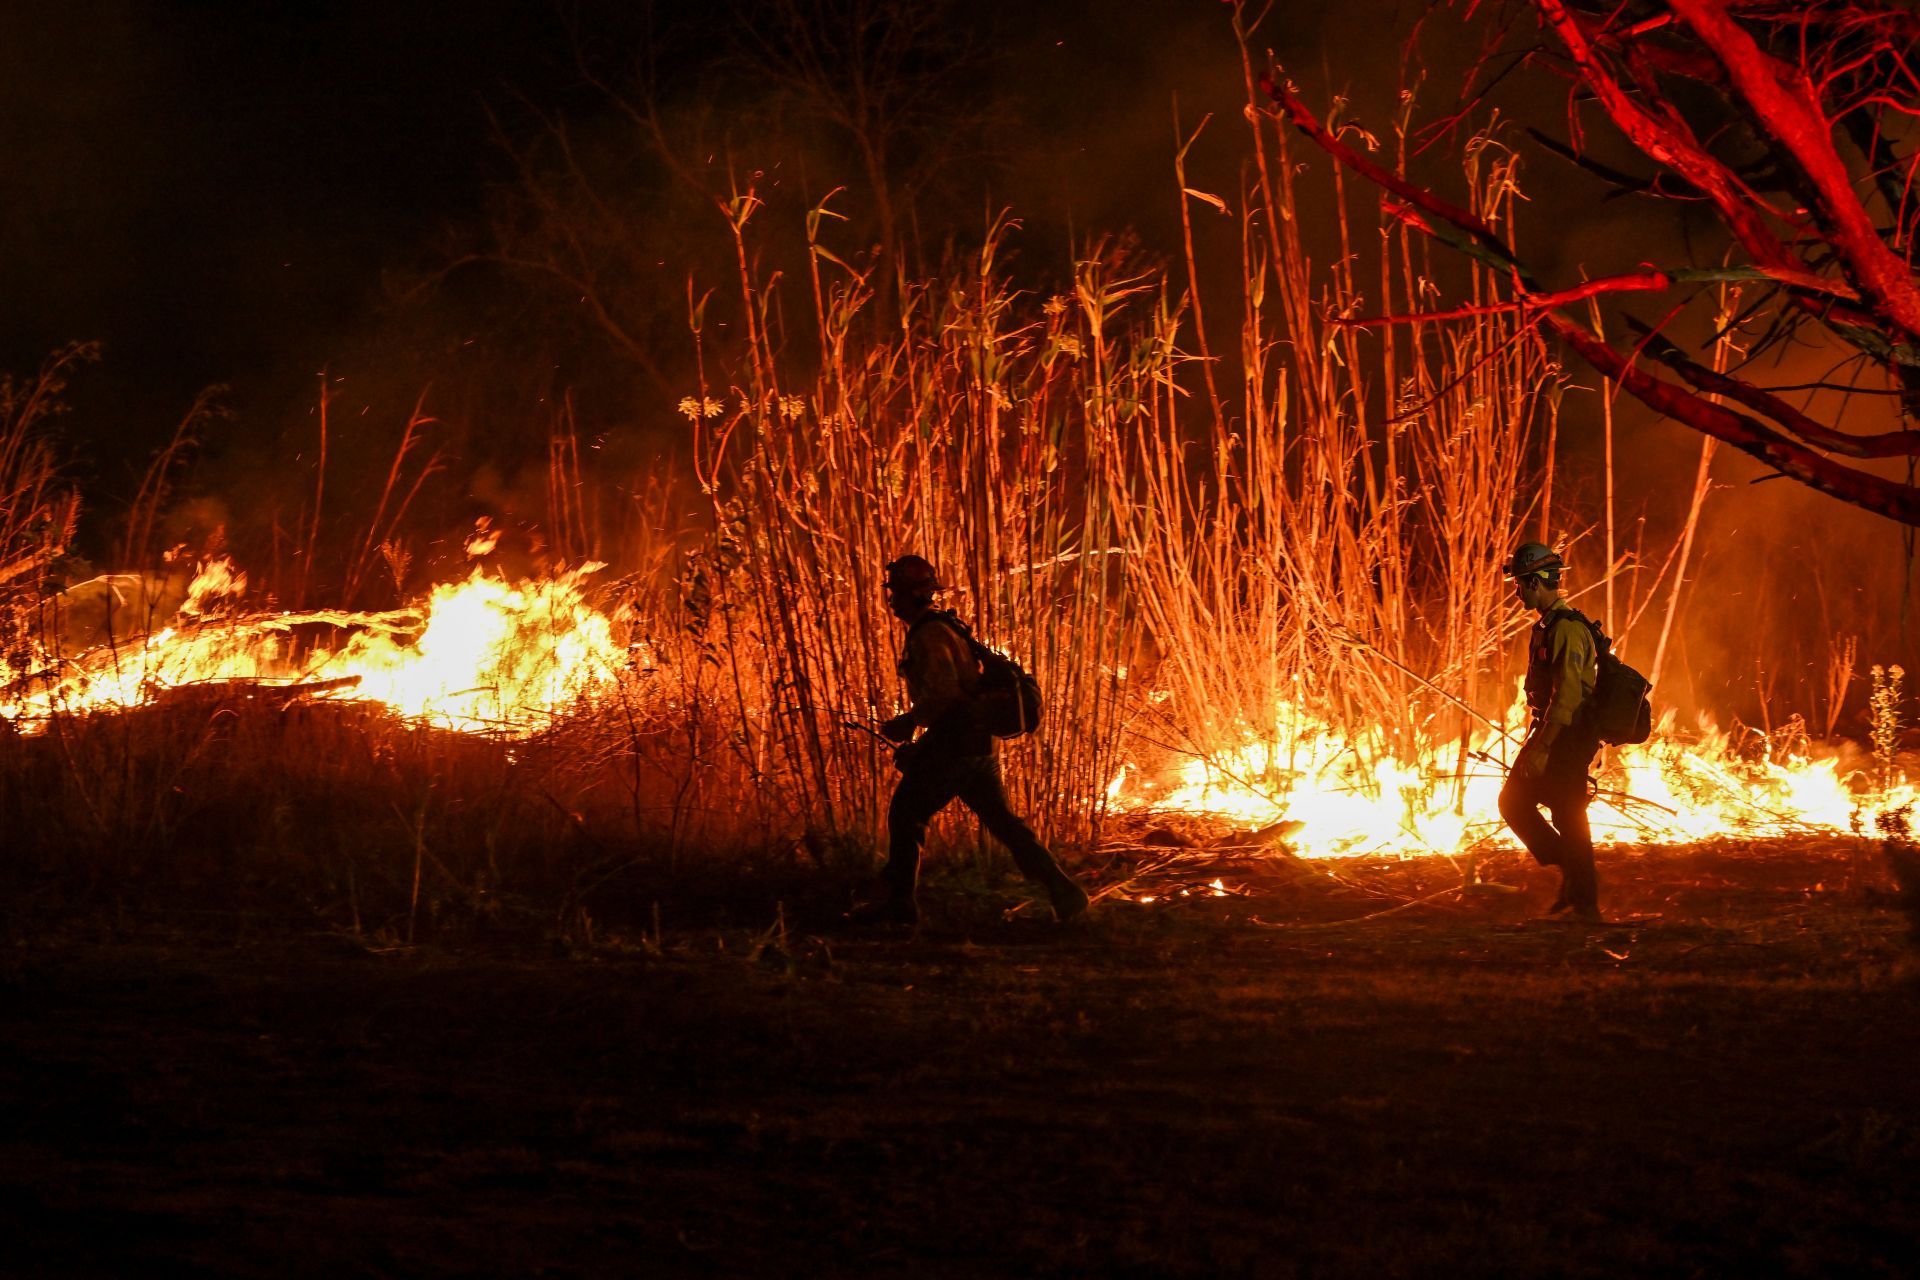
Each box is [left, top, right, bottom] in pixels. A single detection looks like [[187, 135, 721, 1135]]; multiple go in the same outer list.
[[1252, 0, 1920, 525], [1545, 310, 1920, 522]]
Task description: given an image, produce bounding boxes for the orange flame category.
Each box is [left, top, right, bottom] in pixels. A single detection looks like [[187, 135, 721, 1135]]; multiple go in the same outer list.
[[1108, 693, 1913, 858], [6, 560, 1910, 856], [3, 560, 623, 736]]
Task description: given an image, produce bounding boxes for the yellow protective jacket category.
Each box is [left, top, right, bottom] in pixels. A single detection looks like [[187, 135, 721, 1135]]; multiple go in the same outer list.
[[1524, 601, 1597, 733]]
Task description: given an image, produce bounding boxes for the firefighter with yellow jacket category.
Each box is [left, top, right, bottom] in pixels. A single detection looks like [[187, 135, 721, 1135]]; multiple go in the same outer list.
[[850, 555, 1090, 926], [1498, 543, 1605, 923]]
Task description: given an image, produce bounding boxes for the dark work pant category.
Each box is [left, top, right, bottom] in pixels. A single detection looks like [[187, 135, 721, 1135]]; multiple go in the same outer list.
[[884, 749, 1066, 897], [1498, 731, 1601, 913]]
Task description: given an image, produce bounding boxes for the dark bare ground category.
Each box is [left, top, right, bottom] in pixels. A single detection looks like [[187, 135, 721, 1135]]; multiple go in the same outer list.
[[4, 841, 1918, 1278]]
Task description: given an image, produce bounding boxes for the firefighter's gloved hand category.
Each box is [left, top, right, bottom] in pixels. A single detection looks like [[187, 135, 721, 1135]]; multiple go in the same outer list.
[[879, 713, 916, 744], [1511, 747, 1547, 782]]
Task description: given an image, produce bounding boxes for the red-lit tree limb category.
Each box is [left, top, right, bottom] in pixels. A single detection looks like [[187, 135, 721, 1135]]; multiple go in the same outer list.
[[1254, 0, 1920, 523], [1539, 3, 1920, 352], [1335, 271, 1675, 328], [1532, 0, 1807, 282], [1667, 0, 1920, 343], [1551, 0, 1912, 320], [1259, 73, 1525, 278], [1535, 0, 1920, 367], [1635, 327, 1920, 458], [1543, 312, 1920, 524], [1271, 54, 1866, 312]]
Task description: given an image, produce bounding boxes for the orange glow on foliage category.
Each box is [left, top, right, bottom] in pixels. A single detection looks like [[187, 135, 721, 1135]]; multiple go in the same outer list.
[[5, 558, 1910, 856]]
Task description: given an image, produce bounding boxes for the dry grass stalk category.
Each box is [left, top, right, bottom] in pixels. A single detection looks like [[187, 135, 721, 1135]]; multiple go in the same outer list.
[[574, 48, 1568, 858], [5, 48, 1820, 894]]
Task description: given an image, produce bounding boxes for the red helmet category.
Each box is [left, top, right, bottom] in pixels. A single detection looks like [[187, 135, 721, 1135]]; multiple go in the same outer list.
[[883, 555, 943, 598]]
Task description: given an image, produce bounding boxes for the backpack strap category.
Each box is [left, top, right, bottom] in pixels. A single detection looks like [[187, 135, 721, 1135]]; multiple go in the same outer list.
[[1551, 605, 1611, 659], [905, 609, 991, 664]]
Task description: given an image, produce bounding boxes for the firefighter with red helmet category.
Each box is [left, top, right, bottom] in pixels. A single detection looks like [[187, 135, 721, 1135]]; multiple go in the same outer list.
[[850, 554, 1090, 926], [1498, 542, 1605, 923]]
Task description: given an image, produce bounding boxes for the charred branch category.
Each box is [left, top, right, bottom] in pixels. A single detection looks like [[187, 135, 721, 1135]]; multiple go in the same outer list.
[[1525, 128, 1677, 199], [1545, 312, 1920, 524], [1632, 323, 1920, 457]]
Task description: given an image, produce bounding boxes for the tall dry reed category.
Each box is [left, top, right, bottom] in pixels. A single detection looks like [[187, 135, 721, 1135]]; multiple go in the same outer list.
[[616, 54, 1562, 859]]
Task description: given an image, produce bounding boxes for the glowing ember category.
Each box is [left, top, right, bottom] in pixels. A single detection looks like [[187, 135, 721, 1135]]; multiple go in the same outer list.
[[3, 560, 623, 736]]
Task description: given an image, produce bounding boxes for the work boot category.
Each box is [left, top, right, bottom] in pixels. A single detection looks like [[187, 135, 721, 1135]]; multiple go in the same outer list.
[[846, 894, 918, 927], [1046, 874, 1091, 923], [1546, 875, 1572, 916]]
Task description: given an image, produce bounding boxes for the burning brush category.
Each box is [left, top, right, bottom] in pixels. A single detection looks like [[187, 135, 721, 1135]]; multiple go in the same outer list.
[[2, 558, 625, 737]]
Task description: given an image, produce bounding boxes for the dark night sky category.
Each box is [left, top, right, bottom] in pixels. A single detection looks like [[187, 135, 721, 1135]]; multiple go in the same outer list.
[[0, 0, 1403, 468], [2, 2, 581, 465]]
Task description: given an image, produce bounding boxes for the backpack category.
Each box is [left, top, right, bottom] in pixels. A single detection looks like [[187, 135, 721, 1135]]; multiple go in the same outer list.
[[910, 611, 1044, 738], [1560, 609, 1654, 746]]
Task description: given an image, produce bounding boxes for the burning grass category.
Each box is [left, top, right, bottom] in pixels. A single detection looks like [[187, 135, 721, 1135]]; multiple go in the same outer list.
[[1, 31, 1913, 918], [3, 18, 1917, 1273], [7, 562, 626, 735], [0, 673, 1909, 955]]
